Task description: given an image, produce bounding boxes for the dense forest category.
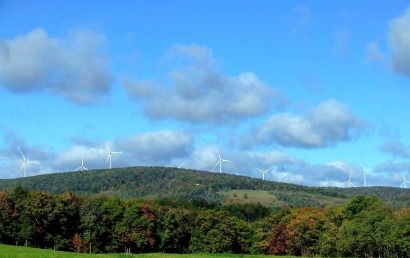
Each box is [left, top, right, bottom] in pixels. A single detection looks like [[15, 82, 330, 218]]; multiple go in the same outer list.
[[0, 186, 409, 257], [0, 166, 409, 208]]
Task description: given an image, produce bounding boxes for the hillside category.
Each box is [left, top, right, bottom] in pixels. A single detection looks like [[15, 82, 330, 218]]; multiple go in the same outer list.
[[0, 166, 409, 208]]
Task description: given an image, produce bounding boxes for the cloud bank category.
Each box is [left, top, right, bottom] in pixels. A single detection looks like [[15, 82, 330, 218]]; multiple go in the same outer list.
[[252, 99, 365, 148], [0, 28, 113, 105], [124, 44, 286, 124]]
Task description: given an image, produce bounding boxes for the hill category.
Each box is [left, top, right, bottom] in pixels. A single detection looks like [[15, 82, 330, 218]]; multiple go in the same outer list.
[[0, 166, 409, 208]]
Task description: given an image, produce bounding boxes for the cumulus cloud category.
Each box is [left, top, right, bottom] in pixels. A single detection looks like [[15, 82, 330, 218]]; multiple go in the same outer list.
[[117, 130, 193, 164], [389, 7, 410, 77], [251, 99, 365, 148], [123, 44, 286, 124], [0, 28, 113, 105]]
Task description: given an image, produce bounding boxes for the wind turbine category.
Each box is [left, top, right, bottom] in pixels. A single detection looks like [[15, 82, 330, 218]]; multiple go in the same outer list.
[[400, 174, 409, 189], [105, 143, 122, 169], [360, 165, 371, 187], [75, 155, 88, 171], [255, 166, 272, 181], [344, 171, 355, 187], [19, 149, 38, 177], [213, 148, 232, 173]]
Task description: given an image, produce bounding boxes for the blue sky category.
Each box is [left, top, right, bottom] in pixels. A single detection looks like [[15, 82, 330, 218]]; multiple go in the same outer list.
[[1, 1, 410, 187]]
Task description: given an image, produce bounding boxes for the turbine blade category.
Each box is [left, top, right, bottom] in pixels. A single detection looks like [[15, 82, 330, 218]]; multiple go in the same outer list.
[[255, 168, 264, 173], [106, 155, 110, 164], [216, 149, 221, 159], [19, 149, 26, 161], [222, 159, 233, 163], [19, 163, 25, 173], [105, 143, 111, 152], [213, 161, 220, 170]]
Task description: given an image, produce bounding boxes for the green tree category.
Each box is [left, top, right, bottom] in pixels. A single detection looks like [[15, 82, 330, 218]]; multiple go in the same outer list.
[[116, 200, 157, 253], [79, 196, 106, 253], [191, 210, 250, 253], [100, 196, 124, 252], [338, 196, 393, 257], [156, 206, 193, 253]]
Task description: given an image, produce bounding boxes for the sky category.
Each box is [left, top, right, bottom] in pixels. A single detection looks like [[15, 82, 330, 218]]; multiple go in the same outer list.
[[1, 1, 410, 187]]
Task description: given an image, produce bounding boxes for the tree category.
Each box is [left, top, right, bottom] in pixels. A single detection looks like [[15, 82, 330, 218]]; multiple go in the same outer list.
[[116, 200, 157, 253], [338, 196, 393, 257], [268, 223, 288, 255], [285, 207, 325, 256], [191, 210, 250, 253], [100, 196, 124, 252], [79, 196, 106, 253], [155, 206, 193, 253]]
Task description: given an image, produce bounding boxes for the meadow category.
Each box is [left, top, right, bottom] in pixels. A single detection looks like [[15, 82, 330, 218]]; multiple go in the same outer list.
[[0, 244, 278, 258]]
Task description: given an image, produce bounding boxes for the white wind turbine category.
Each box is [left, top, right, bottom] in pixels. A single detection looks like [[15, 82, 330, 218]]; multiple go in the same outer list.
[[360, 164, 371, 187], [255, 166, 272, 181], [213, 148, 232, 173], [400, 174, 409, 189], [19, 149, 38, 177], [105, 143, 122, 169], [344, 171, 355, 187], [75, 155, 88, 171]]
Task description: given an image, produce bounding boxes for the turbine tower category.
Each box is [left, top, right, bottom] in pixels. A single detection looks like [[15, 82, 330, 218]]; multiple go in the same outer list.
[[255, 166, 272, 181], [19, 149, 38, 177], [213, 148, 232, 173], [401, 174, 409, 189], [360, 165, 371, 187], [344, 171, 355, 187], [75, 155, 88, 171], [105, 143, 122, 169]]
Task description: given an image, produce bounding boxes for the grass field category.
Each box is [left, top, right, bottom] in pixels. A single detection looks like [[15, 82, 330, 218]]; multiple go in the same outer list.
[[0, 244, 279, 258], [222, 190, 284, 208], [222, 189, 347, 208]]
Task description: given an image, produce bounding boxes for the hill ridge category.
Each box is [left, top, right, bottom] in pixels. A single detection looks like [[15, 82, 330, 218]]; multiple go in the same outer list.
[[0, 166, 409, 208]]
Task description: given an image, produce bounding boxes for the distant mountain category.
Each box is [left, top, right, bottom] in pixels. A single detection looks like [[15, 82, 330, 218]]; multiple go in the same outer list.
[[0, 166, 409, 208]]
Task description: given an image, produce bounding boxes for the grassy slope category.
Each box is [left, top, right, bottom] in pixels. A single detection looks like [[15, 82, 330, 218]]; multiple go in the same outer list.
[[0, 244, 278, 258], [222, 189, 348, 208]]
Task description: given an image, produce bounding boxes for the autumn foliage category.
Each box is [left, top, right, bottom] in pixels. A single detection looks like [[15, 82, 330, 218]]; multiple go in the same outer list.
[[0, 186, 409, 257]]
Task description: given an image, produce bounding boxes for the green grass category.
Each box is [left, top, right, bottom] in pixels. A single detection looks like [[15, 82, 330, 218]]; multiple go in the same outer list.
[[0, 244, 278, 258], [222, 190, 284, 208]]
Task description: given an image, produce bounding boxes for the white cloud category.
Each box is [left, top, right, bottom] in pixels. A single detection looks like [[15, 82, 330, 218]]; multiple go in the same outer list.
[[0, 28, 113, 105], [389, 7, 410, 77], [117, 130, 193, 164], [124, 44, 286, 124], [252, 99, 365, 148]]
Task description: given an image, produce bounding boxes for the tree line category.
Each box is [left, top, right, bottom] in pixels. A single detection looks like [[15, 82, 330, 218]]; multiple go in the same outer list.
[[0, 186, 409, 257]]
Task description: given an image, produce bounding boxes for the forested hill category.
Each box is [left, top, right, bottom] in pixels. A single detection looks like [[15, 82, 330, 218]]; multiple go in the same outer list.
[[0, 166, 409, 208]]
